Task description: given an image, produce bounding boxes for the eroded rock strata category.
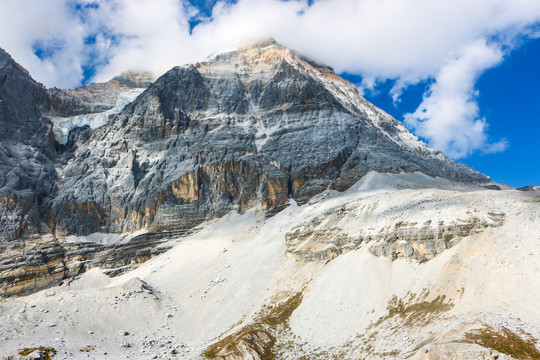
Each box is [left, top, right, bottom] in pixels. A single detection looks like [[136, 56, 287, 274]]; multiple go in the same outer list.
[[0, 230, 191, 297]]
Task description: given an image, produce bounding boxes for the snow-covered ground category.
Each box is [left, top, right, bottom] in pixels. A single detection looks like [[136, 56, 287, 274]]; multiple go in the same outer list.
[[51, 89, 144, 144], [0, 172, 538, 359]]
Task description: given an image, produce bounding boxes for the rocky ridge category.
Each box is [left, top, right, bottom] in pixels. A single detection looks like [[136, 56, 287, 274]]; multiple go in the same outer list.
[[47, 71, 153, 118], [286, 178, 506, 262]]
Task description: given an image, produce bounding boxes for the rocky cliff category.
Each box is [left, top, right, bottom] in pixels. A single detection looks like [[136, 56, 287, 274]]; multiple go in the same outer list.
[[0, 48, 57, 241], [0, 49, 153, 295]]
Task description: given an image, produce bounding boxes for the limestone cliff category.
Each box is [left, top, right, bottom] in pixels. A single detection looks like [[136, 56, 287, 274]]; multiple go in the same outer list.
[[0, 48, 57, 241]]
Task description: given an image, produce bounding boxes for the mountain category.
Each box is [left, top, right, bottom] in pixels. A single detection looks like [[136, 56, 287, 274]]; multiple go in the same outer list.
[[47, 39, 486, 238], [0, 39, 490, 296], [0, 40, 539, 360]]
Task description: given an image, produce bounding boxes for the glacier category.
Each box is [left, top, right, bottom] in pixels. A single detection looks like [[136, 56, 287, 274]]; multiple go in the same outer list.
[[51, 88, 144, 144]]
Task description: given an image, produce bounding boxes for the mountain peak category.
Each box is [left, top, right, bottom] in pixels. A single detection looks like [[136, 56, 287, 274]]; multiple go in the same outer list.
[[111, 70, 154, 88], [240, 37, 279, 49]]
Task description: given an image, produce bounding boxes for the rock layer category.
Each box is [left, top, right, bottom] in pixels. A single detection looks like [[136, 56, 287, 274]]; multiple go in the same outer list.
[[286, 200, 505, 262], [0, 230, 190, 297]]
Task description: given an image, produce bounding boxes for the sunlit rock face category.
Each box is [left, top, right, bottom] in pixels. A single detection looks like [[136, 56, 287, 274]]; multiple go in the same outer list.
[[285, 173, 506, 262], [48, 39, 487, 237]]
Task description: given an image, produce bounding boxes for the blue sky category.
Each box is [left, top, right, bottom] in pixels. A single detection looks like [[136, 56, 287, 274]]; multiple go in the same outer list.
[[350, 37, 540, 186], [0, 0, 539, 186]]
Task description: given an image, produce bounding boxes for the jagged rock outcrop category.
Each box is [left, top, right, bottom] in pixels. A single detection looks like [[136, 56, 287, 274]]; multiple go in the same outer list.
[[0, 48, 152, 242], [284, 172, 507, 262], [47, 72, 151, 145], [0, 48, 57, 241], [47, 39, 488, 237], [0, 230, 188, 297], [286, 200, 506, 262]]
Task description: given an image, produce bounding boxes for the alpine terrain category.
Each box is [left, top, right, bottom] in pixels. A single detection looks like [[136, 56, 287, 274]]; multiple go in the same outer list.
[[0, 39, 539, 360]]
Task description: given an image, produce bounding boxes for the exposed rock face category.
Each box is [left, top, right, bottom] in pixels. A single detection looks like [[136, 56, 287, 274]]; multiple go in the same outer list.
[[47, 39, 488, 237], [0, 48, 57, 241], [283, 172, 508, 262], [0, 230, 187, 297], [0, 48, 152, 242], [47, 71, 153, 117], [47, 73, 150, 144], [0, 49, 155, 295], [286, 197, 505, 262]]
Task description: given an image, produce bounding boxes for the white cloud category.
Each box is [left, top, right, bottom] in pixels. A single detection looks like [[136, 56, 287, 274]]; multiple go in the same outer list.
[[0, 0, 85, 88], [404, 40, 508, 158], [0, 0, 539, 157]]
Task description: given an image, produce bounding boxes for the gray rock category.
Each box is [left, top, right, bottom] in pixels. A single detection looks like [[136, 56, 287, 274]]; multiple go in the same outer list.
[[482, 184, 501, 191], [285, 199, 506, 262], [0, 48, 57, 241], [47, 71, 153, 117], [49, 40, 488, 237]]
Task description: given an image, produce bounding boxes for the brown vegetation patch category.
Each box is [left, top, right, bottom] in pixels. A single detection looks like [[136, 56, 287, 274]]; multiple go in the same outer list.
[[203, 327, 275, 360], [18, 347, 57, 359], [465, 326, 540, 359], [203, 291, 304, 359], [371, 291, 453, 328]]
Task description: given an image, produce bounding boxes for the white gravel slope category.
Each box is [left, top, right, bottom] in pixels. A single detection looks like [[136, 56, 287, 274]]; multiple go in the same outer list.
[[0, 172, 538, 359]]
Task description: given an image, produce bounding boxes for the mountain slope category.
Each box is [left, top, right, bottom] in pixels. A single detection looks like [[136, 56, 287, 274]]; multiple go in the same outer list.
[[48, 39, 488, 238], [0, 173, 538, 359]]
